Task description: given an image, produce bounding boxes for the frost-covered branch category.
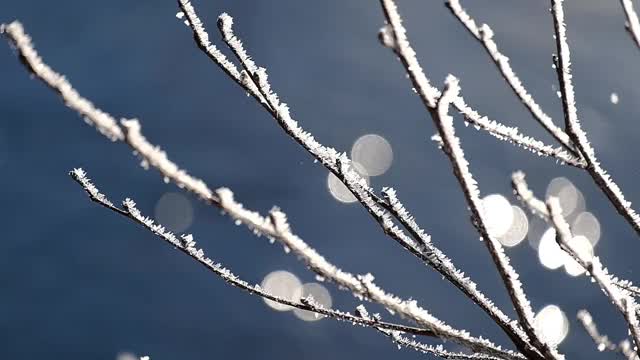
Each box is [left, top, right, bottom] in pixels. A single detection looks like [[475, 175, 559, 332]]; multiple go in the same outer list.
[[547, 199, 640, 357], [217, 184, 523, 359], [550, 0, 640, 238], [0, 22, 123, 141], [1, 18, 526, 359], [378, 1, 561, 358], [356, 305, 505, 360], [620, 0, 640, 49], [578, 310, 639, 360], [433, 77, 556, 360], [178, 4, 541, 356], [512, 171, 640, 298], [69, 168, 457, 341], [445, 0, 578, 158], [377, 1, 583, 168]]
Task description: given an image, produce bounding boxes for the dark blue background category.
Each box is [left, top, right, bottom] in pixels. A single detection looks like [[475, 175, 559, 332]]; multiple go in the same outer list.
[[1, 1, 639, 359]]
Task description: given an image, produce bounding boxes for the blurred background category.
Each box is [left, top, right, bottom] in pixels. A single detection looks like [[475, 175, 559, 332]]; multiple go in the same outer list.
[[1, 1, 639, 359]]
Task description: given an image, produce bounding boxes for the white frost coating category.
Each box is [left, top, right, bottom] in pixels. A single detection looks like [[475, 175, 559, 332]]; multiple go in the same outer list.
[[547, 198, 640, 354], [340, 163, 532, 354], [551, 0, 640, 236], [511, 172, 549, 219], [175, 0, 242, 87], [120, 119, 215, 201], [436, 76, 558, 360], [388, 331, 506, 360], [379, 0, 583, 168], [0, 22, 123, 141], [218, 14, 258, 75], [358, 274, 522, 359], [70, 169, 115, 208], [446, 0, 577, 155], [620, 0, 640, 49], [357, 305, 504, 359], [71, 171, 434, 337]]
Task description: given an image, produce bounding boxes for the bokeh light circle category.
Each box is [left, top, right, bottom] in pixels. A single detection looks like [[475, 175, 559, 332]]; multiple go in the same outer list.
[[351, 134, 393, 176], [261, 270, 302, 311]]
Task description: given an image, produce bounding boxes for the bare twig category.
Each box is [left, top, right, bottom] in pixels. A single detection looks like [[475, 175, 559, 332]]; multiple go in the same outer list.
[[550, 0, 640, 238]]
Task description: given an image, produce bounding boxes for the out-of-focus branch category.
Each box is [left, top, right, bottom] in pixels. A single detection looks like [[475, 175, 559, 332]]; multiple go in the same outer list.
[[550, 0, 640, 238], [620, 0, 640, 49], [547, 199, 640, 357], [445, 0, 579, 158], [512, 171, 640, 299], [577, 310, 638, 360]]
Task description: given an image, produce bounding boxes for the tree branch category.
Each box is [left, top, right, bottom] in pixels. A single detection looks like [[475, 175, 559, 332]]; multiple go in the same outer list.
[[550, 0, 640, 238], [445, 0, 579, 158]]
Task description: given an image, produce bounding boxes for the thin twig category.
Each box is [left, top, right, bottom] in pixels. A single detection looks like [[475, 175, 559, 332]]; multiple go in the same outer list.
[[550, 0, 640, 238], [620, 0, 640, 49], [356, 305, 505, 360], [445, 0, 579, 158], [0, 22, 124, 141]]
